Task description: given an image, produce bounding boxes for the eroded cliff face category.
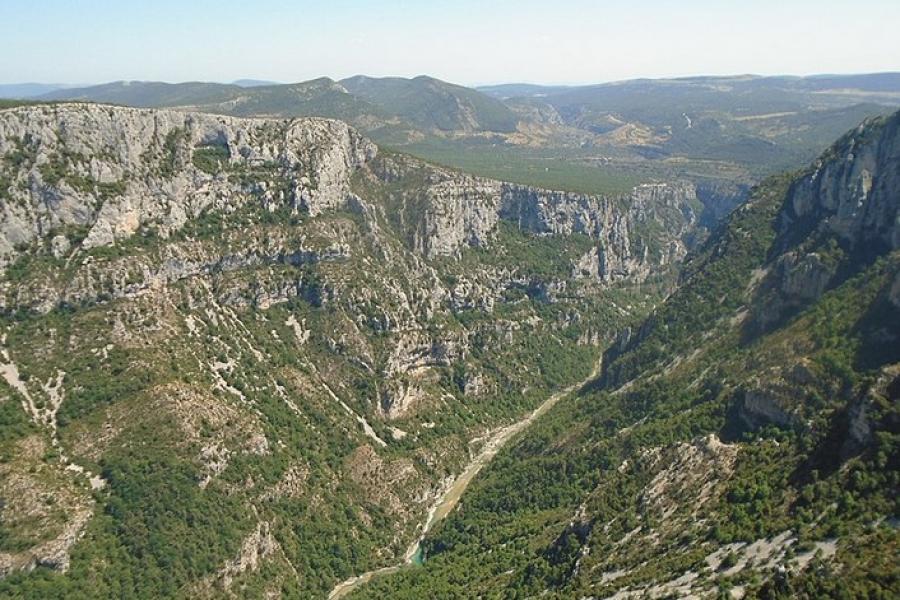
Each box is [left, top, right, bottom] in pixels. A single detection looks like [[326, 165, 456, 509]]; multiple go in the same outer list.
[[778, 115, 900, 254], [0, 104, 708, 595], [373, 154, 700, 284], [1, 105, 702, 314], [752, 112, 900, 332], [423, 180, 700, 283], [0, 104, 375, 266]]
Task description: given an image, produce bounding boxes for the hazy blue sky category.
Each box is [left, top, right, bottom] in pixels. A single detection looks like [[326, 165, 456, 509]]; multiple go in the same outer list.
[[2, 0, 899, 85]]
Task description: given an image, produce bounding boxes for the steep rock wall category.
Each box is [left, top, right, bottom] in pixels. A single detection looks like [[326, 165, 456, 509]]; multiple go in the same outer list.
[[0, 104, 375, 266]]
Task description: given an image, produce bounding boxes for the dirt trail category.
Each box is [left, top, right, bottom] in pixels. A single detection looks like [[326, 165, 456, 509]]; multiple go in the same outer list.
[[328, 359, 602, 599]]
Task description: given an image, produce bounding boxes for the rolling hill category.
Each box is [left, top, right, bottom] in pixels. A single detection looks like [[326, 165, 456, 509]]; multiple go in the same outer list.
[[16, 72, 900, 211]]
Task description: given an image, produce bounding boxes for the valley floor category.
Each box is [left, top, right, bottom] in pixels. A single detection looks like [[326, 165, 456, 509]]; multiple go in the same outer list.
[[328, 358, 604, 599]]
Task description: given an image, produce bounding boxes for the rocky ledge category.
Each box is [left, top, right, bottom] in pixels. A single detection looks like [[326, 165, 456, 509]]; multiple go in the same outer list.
[[0, 103, 376, 268]]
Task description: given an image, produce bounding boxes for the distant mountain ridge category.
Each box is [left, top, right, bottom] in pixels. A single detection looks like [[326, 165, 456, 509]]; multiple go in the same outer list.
[[9, 72, 900, 201], [33, 75, 520, 135], [0, 83, 78, 99], [340, 75, 519, 133], [26, 72, 900, 139], [476, 72, 900, 98]]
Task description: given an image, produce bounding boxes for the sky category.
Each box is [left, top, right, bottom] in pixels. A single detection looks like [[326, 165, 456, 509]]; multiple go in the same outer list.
[[2, 0, 899, 86]]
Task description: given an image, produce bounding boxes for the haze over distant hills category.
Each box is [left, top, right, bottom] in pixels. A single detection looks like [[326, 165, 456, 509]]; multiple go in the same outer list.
[[231, 79, 281, 88], [0, 83, 81, 99], [11, 72, 897, 199], [0, 79, 278, 99], [28, 75, 520, 134]]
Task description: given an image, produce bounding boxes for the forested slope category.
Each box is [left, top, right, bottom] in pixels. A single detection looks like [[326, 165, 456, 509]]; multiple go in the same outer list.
[[349, 111, 900, 599]]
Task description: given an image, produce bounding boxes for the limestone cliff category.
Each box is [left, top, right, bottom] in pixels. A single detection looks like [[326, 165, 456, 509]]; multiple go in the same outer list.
[[1, 105, 703, 283], [373, 154, 700, 284], [777, 114, 900, 254], [0, 104, 375, 267], [752, 112, 900, 331]]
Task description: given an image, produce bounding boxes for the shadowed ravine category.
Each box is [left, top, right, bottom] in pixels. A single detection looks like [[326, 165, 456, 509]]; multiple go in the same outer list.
[[327, 358, 603, 599]]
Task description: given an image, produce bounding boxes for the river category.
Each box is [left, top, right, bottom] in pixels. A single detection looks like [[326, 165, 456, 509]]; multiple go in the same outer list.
[[327, 359, 602, 599]]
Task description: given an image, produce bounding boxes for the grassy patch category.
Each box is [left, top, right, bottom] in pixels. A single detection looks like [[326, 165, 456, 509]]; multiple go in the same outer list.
[[390, 138, 643, 196]]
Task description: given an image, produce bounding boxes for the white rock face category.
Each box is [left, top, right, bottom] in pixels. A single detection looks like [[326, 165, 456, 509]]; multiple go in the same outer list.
[[414, 173, 699, 283], [417, 177, 502, 257], [753, 112, 900, 330], [0, 103, 376, 267], [779, 114, 900, 253], [1, 104, 701, 293], [771, 251, 834, 305], [737, 385, 797, 431]]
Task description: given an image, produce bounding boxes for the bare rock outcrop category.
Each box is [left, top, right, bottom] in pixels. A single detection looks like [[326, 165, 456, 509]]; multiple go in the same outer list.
[[415, 174, 699, 283], [752, 112, 900, 330], [778, 115, 900, 254], [0, 103, 375, 268]]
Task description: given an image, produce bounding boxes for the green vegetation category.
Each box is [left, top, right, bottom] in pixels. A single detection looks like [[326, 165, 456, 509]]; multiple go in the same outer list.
[[97, 180, 127, 199], [3, 252, 64, 284], [0, 99, 54, 110], [345, 122, 900, 599], [31, 150, 127, 201], [447, 221, 595, 281], [0, 174, 12, 201], [191, 144, 230, 174], [0, 95, 895, 600], [0, 391, 35, 455], [3, 135, 37, 170], [0, 133, 669, 599], [160, 127, 186, 177], [391, 138, 643, 196]]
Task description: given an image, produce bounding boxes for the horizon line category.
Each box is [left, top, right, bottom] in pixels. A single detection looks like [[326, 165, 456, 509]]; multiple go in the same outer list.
[[2, 70, 899, 92]]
